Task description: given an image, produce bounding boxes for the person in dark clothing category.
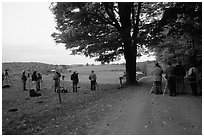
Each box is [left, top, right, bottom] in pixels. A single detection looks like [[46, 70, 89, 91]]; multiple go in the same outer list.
[[27, 73, 32, 90], [164, 62, 176, 96], [32, 71, 38, 81], [36, 73, 42, 91], [21, 70, 27, 91], [2, 73, 5, 83], [71, 71, 79, 92], [174, 61, 186, 94], [153, 63, 163, 94]]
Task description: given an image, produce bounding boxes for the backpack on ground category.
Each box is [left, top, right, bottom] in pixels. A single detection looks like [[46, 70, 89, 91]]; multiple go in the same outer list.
[[29, 89, 41, 97]]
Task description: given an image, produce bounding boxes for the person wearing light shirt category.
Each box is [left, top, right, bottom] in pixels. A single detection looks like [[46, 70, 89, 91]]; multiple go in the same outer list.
[[89, 70, 97, 91], [186, 64, 199, 96]]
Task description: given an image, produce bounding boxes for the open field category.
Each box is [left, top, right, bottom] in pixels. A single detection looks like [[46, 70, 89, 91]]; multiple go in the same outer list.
[[2, 62, 151, 85], [2, 62, 127, 135], [2, 77, 122, 134]]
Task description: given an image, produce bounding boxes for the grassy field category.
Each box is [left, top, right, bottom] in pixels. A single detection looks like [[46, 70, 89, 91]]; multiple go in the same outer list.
[[2, 77, 124, 134], [2, 62, 130, 135], [2, 61, 155, 84]]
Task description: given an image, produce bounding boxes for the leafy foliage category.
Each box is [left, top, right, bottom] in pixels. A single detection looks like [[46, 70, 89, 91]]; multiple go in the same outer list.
[[149, 2, 202, 68]]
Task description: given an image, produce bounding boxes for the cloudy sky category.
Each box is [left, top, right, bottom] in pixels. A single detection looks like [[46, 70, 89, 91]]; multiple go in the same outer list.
[[2, 2, 155, 65]]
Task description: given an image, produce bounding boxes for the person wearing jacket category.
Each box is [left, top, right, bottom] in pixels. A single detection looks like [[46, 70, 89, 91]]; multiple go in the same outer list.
[[174, 61, 186, 94], [21, 70, 27, 91], [164, 62, 176, 96], [89, 70, 97, 91], [71, 71, 79, 92], [31, 71, 38, 91], [53, 71, 61, 92], [36, 73, 42, 91], [186, 64, 199, 96], [153, 63, 163, 94]]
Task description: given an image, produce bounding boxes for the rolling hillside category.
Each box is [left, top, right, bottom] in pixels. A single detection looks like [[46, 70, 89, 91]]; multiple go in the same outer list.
[[2, 61, 156, 78], [2, 62, 60, 76]]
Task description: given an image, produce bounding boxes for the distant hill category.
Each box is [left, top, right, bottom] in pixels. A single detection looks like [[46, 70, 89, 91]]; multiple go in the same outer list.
[[2, 62, 69, 76], [2, 61, 158, 77]]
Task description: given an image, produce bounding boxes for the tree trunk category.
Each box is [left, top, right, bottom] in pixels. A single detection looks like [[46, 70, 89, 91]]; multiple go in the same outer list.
[[118, 3, 137, 85], [124, 41, 137, 85], [125, 55, 136, 84]]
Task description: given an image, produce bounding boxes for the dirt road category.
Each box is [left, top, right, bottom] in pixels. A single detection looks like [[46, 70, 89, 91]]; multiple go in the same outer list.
[[89, 76, 202, 135]]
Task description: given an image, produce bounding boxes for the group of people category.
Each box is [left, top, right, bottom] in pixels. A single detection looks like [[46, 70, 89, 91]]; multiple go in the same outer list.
[[152, 61, 199, 96], [21, 70, 43, 91], [53, 70, 97, 93]]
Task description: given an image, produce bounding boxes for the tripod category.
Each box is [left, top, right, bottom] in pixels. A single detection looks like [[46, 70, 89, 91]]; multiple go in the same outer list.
[[163, 80, 168, 95], [3, 71, 11, 86]]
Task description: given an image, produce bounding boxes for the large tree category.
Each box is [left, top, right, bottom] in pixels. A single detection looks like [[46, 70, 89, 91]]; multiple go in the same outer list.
[[150, 2, 202, 68], [50, 2, 165, 84]]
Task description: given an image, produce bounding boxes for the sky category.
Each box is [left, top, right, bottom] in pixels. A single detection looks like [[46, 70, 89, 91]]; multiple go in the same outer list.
[[2, 2, 155, 65]]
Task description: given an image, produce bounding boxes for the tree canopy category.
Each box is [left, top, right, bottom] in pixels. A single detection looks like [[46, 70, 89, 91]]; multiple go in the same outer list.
[[50, 2, 165, 63], [50, 2, 202, 83]]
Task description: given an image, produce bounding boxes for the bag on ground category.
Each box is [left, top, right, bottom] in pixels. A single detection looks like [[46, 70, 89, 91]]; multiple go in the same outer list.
[[29, 89, 41, 97]]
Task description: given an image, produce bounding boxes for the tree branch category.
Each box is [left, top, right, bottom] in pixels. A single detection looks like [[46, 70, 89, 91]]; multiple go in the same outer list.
[[133, 2, 142, 38], [102, 3, 121, 30]]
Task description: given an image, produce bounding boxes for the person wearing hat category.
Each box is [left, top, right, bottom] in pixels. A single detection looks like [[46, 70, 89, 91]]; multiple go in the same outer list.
[[21, 70, 27, 91]]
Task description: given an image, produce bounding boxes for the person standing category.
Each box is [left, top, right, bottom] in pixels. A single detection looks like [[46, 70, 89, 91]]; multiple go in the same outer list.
[[153, 63, 163, 94], [21, 70, 27, 91], [164, 62, 176, 96], [61, 75, 65, 88], [53, 71, 61, 92], [186, 64, 199, 96], [32, 71, 38, 91], [174, 61, 186, 94], [89, 70, 97, 90], [27, 73, 32, 90], [2, 73, 5, 83], [71, 71, 79, 92], [36, 73, 42, 91]]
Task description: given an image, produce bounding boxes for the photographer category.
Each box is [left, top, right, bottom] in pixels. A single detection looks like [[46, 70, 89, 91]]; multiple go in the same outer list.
[[21, 70, 27, 91], [36, 73, 42, 91], [71, 71, 79, 92], [53, 71, 61, 92]]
